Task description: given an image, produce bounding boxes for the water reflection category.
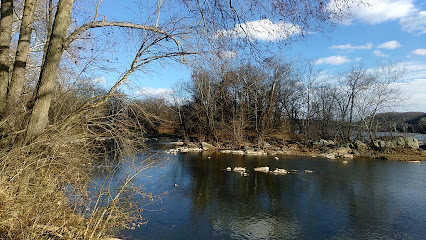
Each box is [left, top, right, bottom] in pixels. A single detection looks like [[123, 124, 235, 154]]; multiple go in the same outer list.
[[113, 146, 426, 240]]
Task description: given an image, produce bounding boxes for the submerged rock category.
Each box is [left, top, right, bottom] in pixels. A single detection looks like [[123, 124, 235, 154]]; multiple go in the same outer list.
[[233, 167, 246, 172], [254, 166, 270, 173], [271, 168, 288, 175], [245, 148, 267, 156], [232, 150, 245, 155]]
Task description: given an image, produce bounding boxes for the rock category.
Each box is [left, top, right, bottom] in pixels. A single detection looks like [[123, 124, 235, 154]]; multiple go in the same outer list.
[[188, 147, 203, 152], [261, 141, 272, 149], [165, 149, 179, 154], [220, 150, 231, 154], [233, 167, 246, 172], [272, 168, 288, 175], [179, 147, 189, 153], [304, 170, 314, 173], [404, 137, 419, 149], [335, 147, 350, 155], [314, 139, 334, 146], [254, 166, 270, 173], [391, 136, 405, 148], [232, 150, 245, 155], [245, 148, 267, 155], [354, 140, 368, 151], [318, 153, 335, 159], [201, 142, 215, 150], [241, 172, 249, 176], [407, 160, 420, 163], [373, 140, 387, 149], [274, 156, 279, 160], [385, 141, 396, 149], [342, 160, 348, 164], [187, 143, 199, 149], [225, 167, 232, 171], [171, 141, 184, 146]]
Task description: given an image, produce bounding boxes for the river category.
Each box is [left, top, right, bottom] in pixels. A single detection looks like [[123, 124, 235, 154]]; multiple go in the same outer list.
[[93, 141, 426, 239]]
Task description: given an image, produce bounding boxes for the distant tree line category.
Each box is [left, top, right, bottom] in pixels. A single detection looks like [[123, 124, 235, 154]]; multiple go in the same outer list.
[[375, 112, 426, 134]]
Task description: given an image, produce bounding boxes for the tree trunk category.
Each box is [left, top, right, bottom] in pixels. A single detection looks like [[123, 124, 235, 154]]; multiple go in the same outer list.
[[26, 0, 75, 140], [348, 89, 355, 140], [6, 0, 37, 114], [0, 0, 13, 115]]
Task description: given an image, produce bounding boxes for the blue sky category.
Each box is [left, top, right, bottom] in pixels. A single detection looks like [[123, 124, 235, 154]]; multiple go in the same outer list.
[[90, 0, 426, 112]]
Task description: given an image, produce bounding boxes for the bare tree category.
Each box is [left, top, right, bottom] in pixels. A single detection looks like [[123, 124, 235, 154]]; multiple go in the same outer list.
[[337, 65, 374, 140], [355, 62, 405, 143]]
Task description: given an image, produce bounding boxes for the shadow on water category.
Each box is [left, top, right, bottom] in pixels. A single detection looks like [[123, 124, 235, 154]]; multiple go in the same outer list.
[[97, 144, 426, 240]]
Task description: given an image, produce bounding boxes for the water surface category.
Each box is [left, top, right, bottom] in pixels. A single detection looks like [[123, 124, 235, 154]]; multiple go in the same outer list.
[[100, 143, 426, 239]]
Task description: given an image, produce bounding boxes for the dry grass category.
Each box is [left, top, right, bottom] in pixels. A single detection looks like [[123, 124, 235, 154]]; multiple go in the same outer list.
[[0, 99, 154, 239]]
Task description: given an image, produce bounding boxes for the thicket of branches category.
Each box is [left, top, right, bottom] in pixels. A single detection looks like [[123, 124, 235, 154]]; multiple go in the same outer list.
[[170, 59, 405, 145]]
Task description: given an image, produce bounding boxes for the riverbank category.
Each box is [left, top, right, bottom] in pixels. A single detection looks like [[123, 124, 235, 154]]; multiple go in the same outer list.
[[164, 137, 426, 161]]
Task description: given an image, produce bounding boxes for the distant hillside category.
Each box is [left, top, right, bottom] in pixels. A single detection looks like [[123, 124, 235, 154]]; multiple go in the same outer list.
[[376, 112, 426, 134]]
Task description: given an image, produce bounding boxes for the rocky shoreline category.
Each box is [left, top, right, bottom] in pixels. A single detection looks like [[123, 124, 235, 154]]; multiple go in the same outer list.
[[164, 136, 426, 161]]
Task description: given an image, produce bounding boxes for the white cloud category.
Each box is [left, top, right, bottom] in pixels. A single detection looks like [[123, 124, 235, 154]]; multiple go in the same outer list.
[[135, 87, 173, 97], [373, 49, 388, 57], [219, 19, 302, 41], [403, 61, 426, 80], [377, 40, 401, 49], [412, 48, 426, 56], [328, 0, 417, 24], [315, 56, 351, 65], [400, 11, 426, 34], [330, 42, 373, 50], [398, 78, 426, 112], [92, 76, 106, 84]]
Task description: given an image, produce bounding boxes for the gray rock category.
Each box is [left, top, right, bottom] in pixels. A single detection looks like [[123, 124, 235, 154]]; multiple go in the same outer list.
[[404, 137, 419, 149], [187, 142, 200, 149], [373, 140, 387, 149], [385, 141, 396, 149], [391, 136, 405, 147], [201, 142, 215, 150], [245, 148, 267, 155], [313, 139, 334, 146], [171, 141, 184, 146], [261, 141, 272, 149], [354, 140, 368, 151]]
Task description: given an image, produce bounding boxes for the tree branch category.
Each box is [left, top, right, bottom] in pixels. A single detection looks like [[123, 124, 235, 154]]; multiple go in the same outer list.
[[63, 21, 180, 50]]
